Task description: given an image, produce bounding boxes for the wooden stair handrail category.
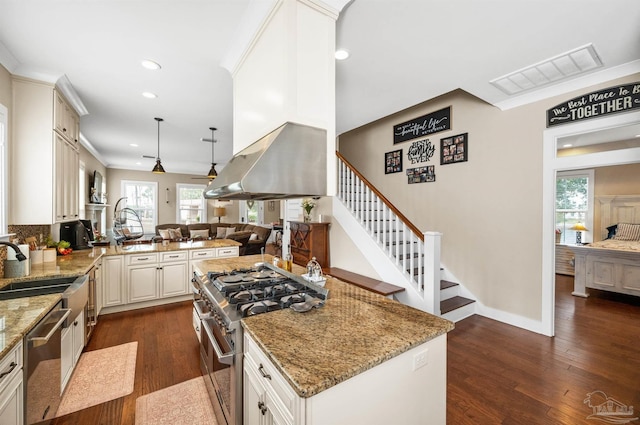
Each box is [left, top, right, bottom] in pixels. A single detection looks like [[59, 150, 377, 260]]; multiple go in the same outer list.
[[336, 151, 424, 242]]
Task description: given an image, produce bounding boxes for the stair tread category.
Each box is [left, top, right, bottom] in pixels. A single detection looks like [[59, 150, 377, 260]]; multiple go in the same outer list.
[[440, 296, 475, 314], [440, 280, 458, 290]]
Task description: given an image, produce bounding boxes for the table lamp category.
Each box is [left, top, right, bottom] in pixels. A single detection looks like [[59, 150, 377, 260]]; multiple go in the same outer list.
[[213, 207, 226, 223], [571, 223, 588, 245]]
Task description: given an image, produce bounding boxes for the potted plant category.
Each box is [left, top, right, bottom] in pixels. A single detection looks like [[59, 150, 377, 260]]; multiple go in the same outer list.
[[302, 199, 316, 222], [43, 235, 57, 262]]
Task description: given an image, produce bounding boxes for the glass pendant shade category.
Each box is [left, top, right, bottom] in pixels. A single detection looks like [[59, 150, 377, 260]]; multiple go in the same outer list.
[[207, 163, 217, 179]]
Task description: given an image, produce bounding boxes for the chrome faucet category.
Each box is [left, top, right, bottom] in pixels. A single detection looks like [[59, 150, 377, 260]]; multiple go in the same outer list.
[[0, 241, 27, 261]]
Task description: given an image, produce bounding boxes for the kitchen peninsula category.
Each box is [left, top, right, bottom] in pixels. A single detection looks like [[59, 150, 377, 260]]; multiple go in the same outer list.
[[194, 254, 453, 425]]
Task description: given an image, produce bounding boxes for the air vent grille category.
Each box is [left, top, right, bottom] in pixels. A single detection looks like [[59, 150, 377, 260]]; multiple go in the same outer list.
[[490, 44, 602, 95]]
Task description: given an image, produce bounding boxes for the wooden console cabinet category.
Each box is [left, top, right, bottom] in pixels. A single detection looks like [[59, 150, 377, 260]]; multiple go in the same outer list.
[[289, 221, 329, 269]]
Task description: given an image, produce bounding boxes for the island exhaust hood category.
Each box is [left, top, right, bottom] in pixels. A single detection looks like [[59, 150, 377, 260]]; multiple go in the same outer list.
[[203, 122, 327, 200]]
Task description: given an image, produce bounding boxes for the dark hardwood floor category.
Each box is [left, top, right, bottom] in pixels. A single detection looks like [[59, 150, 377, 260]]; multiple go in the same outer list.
[[447, 275, 640, 424], [51, 301, 201, 425], [51, 276, 640, 424]]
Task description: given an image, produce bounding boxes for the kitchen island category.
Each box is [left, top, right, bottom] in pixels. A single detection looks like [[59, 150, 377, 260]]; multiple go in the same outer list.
[[193, 254, 453, 425]]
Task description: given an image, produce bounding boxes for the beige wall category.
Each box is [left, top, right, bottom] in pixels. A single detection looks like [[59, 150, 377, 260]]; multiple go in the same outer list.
[[338, 74, 640, 322], [106, 168, 214, 231], [0, 65, 11, 108]]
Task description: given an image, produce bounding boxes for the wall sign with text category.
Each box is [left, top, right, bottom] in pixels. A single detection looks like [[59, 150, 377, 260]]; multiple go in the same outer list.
[[407, 139, 435, 164], [547, 82, 640, 127], [393, 106, 451, 144]]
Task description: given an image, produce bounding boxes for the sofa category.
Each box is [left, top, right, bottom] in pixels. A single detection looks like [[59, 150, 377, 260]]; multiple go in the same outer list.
[[155, 223, 272, 256]]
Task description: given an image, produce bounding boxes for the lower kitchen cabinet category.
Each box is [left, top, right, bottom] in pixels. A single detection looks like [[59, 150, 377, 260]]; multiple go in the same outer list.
[[128, 264, 160, 303], [0, 341, 23, 425], [61, 310, 85, 391], [102, 255, 125, 307], [244, 332, 447, 425]]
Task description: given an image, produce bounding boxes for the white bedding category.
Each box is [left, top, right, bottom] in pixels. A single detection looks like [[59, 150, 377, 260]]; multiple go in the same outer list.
[[588, 239, 640, 251]]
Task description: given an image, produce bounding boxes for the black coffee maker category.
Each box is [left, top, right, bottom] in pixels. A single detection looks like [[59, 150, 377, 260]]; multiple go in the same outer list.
[[60, 220, 94, 250]]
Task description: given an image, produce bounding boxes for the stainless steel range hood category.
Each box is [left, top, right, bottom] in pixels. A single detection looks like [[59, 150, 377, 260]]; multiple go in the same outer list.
[[203, 122, 327, 200]]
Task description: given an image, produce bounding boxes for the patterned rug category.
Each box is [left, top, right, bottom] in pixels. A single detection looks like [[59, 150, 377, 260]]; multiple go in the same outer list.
[[55, 341, 138, 417], [135, 377, 217, 425]]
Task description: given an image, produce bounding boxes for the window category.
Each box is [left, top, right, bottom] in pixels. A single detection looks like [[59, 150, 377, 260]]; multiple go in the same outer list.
[[0, 104, 7, 237], [555, 170, 594, 244], [120, 181, 157, 235], [176, 184, 207, 224]]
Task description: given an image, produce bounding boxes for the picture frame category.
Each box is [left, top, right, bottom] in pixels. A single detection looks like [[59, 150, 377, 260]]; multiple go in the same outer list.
[[440, 132, 468, 165], [385, 149, 403, 174], [406, 165, 435, 184]]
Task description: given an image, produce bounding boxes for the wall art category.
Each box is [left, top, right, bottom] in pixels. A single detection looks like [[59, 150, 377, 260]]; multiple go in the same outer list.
[[407, 138, 435, 164], [407, 165, 435, 184], [440, 133, 468, 165], [385, 149, 403, 174], [393, 106, 451, 144]]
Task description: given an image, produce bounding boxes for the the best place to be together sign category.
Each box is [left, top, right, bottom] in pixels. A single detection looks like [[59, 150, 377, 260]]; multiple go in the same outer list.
[[547, 82, 640, 127]]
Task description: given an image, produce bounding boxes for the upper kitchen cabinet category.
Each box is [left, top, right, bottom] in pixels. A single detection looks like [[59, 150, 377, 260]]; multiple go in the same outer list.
[[11, 77, 80, 225]]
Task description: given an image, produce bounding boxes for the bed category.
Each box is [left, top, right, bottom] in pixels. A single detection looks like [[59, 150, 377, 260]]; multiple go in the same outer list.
[[570, 195, 640, 298]]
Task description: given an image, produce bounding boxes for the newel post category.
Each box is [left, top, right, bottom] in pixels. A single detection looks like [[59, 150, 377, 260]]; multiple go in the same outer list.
[[423, 231, 442, 316]]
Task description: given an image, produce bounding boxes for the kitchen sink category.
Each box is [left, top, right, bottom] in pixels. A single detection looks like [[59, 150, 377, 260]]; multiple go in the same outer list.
[[0, 275, 89, 327]]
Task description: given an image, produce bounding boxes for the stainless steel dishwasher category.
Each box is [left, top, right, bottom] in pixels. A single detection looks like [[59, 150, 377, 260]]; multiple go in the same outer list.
[[24, 301, 71, 425]]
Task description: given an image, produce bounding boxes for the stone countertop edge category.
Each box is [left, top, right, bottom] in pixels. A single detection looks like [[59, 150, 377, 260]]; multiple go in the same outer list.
[[0, 293, 62, 358], [193, 254, 455, 399]]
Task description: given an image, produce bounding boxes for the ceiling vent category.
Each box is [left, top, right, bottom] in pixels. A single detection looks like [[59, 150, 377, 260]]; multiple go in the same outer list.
[[490, 44, 603, 95]]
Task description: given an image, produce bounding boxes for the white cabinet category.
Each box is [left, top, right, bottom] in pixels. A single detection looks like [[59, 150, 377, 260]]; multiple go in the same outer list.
[[11, 77, 80, 224], [0, 342, 23, 425], [103, 255, 125, 307], [61, 310, 84, 391], [95, 260, 103, 316], [243, 332, 447, 425], [244, 334, 298, 425], [125, 252, 189, 303]]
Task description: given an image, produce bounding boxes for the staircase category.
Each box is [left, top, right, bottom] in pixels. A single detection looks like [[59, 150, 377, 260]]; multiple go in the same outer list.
[[335, 152, 475, 322]]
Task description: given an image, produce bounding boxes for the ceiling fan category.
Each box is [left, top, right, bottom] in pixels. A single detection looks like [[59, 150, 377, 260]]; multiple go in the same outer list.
[[192, 127, 218, 181]]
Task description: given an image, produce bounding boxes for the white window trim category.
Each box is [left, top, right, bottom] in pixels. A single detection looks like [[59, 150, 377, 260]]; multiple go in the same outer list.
[[120, 180, 158, 234], [175, 183, 207, 224], [556, 169, 595, 244], [0, 104, 8, 238]]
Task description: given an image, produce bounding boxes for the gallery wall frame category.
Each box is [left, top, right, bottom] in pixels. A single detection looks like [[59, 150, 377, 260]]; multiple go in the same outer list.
[[440, 132, 468, 165], [385, 149, 403, 174], [407, 165, 435, 184]]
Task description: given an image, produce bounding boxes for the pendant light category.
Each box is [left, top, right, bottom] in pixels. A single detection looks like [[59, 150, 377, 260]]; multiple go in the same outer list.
[[151, 117, 166, 174], [207, 127, 218, 179]]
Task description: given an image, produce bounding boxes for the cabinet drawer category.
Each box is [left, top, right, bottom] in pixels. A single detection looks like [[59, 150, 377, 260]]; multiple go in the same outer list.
[[216, 247, 239, 258], [0, 341, 23, 389], [127, 253, 158, 265], [244, 334, 296, 417], [189, 249, 216, 260], [161, 251, 188, 262]]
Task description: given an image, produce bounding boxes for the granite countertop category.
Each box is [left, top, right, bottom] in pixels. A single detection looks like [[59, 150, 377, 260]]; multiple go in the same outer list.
[[193, 254, 454, 398], [0, 294, 61, 358], [0, 238, 242, 360]]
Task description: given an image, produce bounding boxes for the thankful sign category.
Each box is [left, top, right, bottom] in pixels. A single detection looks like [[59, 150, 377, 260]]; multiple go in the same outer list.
[[547, 82, 640, 127]]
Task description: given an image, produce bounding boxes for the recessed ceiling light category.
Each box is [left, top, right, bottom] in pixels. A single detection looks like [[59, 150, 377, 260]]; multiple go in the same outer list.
[[135, 162, 142, 166], [142, 92, 157, 99], [141, 59, 161, 70], [563, 143, 573, 148], [335, 49, 350, 60], [635, 134, 640, 138], [130, 143, 138, 147]]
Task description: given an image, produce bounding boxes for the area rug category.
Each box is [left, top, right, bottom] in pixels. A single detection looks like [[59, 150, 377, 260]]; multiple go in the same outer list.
[[135, 377, 217, 425], [55, 341, 138, 417]]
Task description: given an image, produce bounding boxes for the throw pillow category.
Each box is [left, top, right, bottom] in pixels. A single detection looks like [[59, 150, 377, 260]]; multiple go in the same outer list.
[[190, 229, 209, 239], [249, 233, 258, 241], [169, 227, 183, 239], [225, 227, 237, 238], [158, 229, 171, 240], [216, 227, 228, 238], [606, 224, 618, 240], [613, 223, 640, 241]]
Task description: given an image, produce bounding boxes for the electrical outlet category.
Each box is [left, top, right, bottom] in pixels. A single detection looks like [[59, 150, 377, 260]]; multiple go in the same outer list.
[[413, 349, 428, 371]]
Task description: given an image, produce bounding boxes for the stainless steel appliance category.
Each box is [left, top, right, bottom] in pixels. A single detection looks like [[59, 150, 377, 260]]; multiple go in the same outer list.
[[192, 263, 328, 425], [24, 301, 71, 425]]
